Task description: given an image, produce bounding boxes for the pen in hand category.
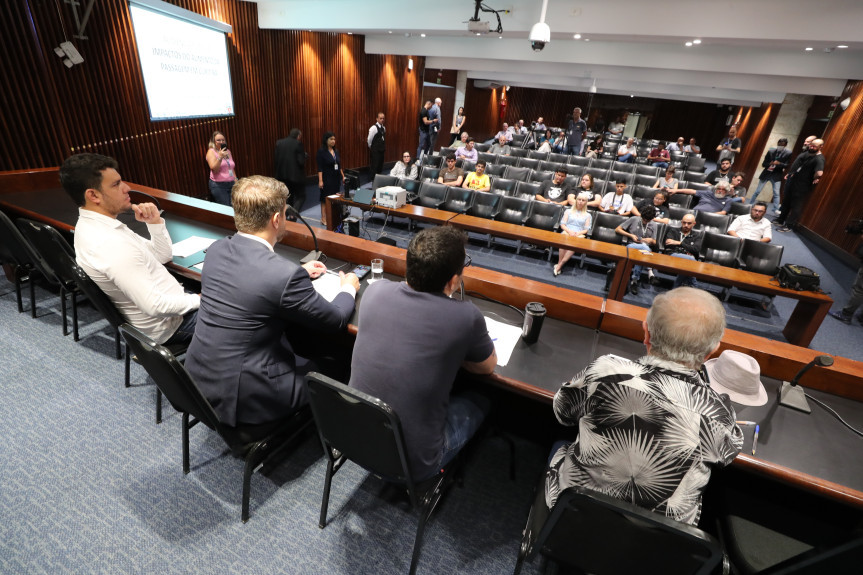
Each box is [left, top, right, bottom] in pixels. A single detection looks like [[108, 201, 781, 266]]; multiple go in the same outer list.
[[752, 424, 759, 456]]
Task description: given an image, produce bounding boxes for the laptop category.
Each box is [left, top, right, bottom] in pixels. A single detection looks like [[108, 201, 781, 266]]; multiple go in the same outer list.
[[352, 187, 375, 205]]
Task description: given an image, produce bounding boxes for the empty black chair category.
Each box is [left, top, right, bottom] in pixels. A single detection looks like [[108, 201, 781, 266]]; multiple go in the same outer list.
[[538, 160, 562, 173], [522, 202, 564, 260], [612, 161, 636, 173], [567, 155, 589, 167], [585, 167, 608, 181], [667, 193, 693, 209], [609, 170, 634, 185], [504, 166, 532, 182], [592, 180, 610, 197], [511, 133, 526, 146], [119, 324, 312, 522], [530, 169, 554, 183], [515, 181, 541, 201], [421, 154, 442, 168], [416, 182, 449, 209], [372, 174, 399, 190], [738, 239, 784, 275], [695, 211, 732, 235], [670, 151, 688, 168], [477, 152, 498, 166], [496, 196, 531, 226], [590, 158, 613, 170], [700, 231, 742, 267], [513, 484, 722, 575], [633, 185, 657, 202], [590, 212, 628, 245], [0, 210, 47, 317], [485, 163, 507, 177], [636, 164, 660, 177], [467, 192, 501, 219], [727, 201, 752, 217], [563, 174, 581, 190], [510, 147, 529, 158], [306, 372, 462, 575], [528, 150, 548, 161], [497, 155, 519, 167], [441, 188, 474, 214], [460, 160, 476, 174], [491, 177, 517, 195], [685, 171, 708, 184], [473, 142, 491, 152], [399, 178, 420, 198], [17, 219, 84, 339], [517, 157, 540, 170], [601, 142, 619, 159], [635, 173, 658, 187], [420, 166, 440, 182], [686, 156, 707, 172], [548, 153, 569, 164], [687, 182, 711, 195]]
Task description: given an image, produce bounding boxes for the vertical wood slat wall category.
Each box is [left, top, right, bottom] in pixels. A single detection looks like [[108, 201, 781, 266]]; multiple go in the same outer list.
[[1, 0, 422, 198], [801, 80, 863, 255]]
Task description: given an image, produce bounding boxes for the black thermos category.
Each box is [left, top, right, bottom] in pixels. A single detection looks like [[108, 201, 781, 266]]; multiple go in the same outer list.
[[522, 302, 546, 344]]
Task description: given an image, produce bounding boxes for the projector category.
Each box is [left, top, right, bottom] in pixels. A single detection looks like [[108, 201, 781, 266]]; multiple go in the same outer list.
[[375, 186, 407, 209], [468, 20, 491, 34]]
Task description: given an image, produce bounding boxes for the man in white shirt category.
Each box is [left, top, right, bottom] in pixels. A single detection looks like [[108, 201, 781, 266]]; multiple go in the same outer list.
[[599, 180, 634, 216], [727, 202, 772, 243], [60, 153, 200, 345], [616, 137, 637, 163], [494, 123, 513, 142]]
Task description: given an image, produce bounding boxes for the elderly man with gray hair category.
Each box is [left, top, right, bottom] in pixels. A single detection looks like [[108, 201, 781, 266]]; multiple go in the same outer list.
[[546, 287, 743, 525], [673, 180, 736, 214]]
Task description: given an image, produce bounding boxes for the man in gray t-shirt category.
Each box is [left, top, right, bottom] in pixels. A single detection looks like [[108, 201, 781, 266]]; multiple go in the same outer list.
[[350, 227, 497, 480]]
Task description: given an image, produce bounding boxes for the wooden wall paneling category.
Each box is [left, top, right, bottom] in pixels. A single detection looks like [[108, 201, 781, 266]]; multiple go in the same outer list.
[[800, 80, 863, 256], [731, 103, 780, 189]]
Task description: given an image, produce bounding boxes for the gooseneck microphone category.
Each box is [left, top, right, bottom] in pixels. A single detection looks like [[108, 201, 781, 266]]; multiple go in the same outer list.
[[286, 204, 324, 264], [779, 355, 834, 413]]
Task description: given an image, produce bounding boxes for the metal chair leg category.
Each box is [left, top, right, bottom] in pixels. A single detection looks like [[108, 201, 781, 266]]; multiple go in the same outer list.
[[319, 457, 336, 528], [60, 286, 69, 336], [155, 389, 162, 424], [72, 289, 80, 341], [29, 275, 36, 318], [125, 348, 131, 387]]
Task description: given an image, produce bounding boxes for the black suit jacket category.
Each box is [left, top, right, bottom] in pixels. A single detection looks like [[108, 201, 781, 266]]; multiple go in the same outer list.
[[274, 136, 306, 184], [758, 147, 792, 182], [185, 234, 355, 426]]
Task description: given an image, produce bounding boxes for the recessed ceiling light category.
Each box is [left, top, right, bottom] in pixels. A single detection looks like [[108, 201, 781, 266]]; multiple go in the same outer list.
[[347, 32, 353, 35], [693, 39, 701, 44], [685, 42, 693, 47], [630, 94, 634, 98], [584, 38, 590, 42], [475, 32, 480, 36], [805, 47, 813, 51], [388, 30, 392, 34], [421, 33, 426, 38], [573, 33, 581, 39], [837, 45, 848, 49], [499, 35, 503, 39]]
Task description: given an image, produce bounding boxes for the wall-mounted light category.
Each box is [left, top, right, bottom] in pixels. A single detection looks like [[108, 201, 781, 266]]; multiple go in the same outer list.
[[408, 58, 413, 71], [54, 40, 84, 68]]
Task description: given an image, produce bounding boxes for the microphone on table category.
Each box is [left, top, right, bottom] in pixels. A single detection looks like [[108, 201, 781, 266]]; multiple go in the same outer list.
[[779, 355, 834, 413], [286, 204, 325, 264]]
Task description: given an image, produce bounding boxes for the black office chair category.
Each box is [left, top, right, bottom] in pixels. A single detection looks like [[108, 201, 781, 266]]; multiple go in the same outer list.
[[738, 239, 784, 276], [497, 155, 519, 167], [514, 484, 722, 575], [441, 188, 474, 214], [473, 143, 491, 152], [548, 153, 569, 164], [485, 163, 507, 177], [0, 209, 47, 317], [477, 152, 498, 166], [667, 193, 693, 209], [635, 173, 658, 187], [590, 158, 613, 171], [585, 167, 609, 181], [521, 202, 563, 261], [504, 166, 532, 182], [510, 147, 529, 158], [398, 178, 420, 200], [727, 201, 752, 217], [460, 160, 476, 174], [17, 218, 84, 339], [700, 231, 743, 268], [636, 164, 660, 177], [608, 170, 634, 185], [420, 154, 442, 168], [517, 157, 540, 170], [467, 191, 501, 220], [687, 156, 707, 172], [119, 323, 313, 522], [372, 174, 399, 190], [305, 372, 462, 575], [420, 166, 440, 182], [531, 170, 554, 183], [528, 150, 548, 161], [696, 211, 732, 235], [612, 160, 636, 173], [514, 181, 541, 202], [416, 182, 449, 209], [633, 185, 657, 202], [686, 171, 708, 184]]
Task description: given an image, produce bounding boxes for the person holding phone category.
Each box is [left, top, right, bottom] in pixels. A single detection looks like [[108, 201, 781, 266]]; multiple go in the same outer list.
[[206, 131, 236, 206]]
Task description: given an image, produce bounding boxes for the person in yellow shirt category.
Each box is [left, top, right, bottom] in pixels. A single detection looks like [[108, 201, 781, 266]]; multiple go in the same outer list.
[[462, 160, 491, 192]]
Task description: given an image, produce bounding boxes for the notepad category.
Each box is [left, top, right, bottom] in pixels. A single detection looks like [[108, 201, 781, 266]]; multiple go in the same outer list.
[[172, 236, 218, 258], [484, 316, 523, 367], [312, 272, 342, 302]]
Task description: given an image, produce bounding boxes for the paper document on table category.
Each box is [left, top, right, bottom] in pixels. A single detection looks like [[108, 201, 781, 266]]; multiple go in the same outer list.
[[484, 316, 523, 367], [312, 272, 342, 302], [172, 236, 218, 258], [192, 262, 204, 271]]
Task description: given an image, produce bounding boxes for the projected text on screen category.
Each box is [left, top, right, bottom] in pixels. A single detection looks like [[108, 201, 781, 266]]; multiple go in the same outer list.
[[130, 4, 234, 121]]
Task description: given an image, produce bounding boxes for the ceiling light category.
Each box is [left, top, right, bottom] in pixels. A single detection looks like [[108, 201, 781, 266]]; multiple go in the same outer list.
[[685, 42, 692, 47], [347, 32, 352, 35], [630, 94, 634, 98], [573, 33, 581, 39], [421, 33, 426, 37], [584, 38, 590, 42], [499, 35, 503, 39], [692, 39, 701, 44], [837, 45, 848, 49], [805, 47, 813, 51], [388, 30, 392, 34]]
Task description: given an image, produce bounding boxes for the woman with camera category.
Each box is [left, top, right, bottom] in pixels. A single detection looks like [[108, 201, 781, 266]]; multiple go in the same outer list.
[[206, 131, 237, 206]]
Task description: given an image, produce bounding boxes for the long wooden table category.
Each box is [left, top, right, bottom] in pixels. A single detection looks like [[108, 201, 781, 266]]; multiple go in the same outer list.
[[2, 167, 863, 510], [325, 193, 831, 347]]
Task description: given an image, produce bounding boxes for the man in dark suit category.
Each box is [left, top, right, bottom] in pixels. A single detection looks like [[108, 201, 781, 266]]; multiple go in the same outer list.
[[274, 129, 306, 219], [185, 175, 360, 427]]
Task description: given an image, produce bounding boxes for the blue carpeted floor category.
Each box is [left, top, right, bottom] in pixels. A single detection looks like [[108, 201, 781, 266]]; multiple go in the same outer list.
[[0, 276, 549, 574]]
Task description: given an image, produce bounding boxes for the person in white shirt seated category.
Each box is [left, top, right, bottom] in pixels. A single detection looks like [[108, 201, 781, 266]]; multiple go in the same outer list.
[[616, 137, 637, 163], [494, 123, 513, 142], [516, 119, 529, 135], [727, 202, 772, 243], [390, 151, 419, 179], [599, 180, 634, 216], [450, 132, 469, 149], [607, 116, 625, 136], [60, 153, 200, 345]]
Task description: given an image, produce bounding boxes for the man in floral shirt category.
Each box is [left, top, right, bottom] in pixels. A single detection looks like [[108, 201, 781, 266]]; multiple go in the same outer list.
[[546, 287, 743, 526]]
